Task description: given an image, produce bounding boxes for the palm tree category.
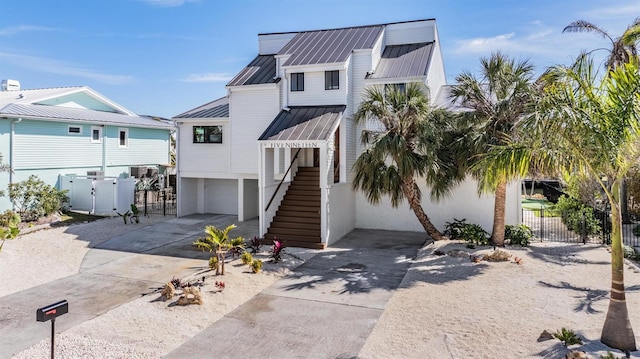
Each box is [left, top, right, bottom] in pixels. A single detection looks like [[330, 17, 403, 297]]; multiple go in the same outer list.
[[564, 18, 640, 221], [448, 52, 537, 246], [533, 56, 640, 351], [352, 82, 448, 241], [563, 18, 640, 69]]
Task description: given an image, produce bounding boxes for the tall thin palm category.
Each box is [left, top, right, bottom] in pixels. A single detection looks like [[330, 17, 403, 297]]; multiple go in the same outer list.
[[534, 56, 640, 351], [563, 18, 640, 69], [352, 83, 447, 240], [449, 52, 536, 246]]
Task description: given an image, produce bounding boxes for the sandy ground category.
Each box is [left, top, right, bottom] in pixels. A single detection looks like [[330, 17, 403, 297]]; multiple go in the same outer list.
[[359, 241, 640, 359], [4, 217, 640, 358]]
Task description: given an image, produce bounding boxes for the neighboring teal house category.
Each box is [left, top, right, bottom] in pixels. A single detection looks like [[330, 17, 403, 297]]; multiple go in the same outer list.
[[0, 81, 174, 212]]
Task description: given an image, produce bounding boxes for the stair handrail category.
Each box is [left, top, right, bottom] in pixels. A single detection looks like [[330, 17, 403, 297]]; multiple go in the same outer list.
[[265, 148, 302, 211]]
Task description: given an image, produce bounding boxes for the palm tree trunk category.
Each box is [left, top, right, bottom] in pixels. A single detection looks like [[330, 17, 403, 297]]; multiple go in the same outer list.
[[490, 178, 507, 246], [601, 183, 636, 351], [401, 177, 446, 241]]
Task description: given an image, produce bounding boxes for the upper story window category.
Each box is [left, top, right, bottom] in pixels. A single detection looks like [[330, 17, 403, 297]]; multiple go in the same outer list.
[[325, 70, 339, 90], [68, 125, 82, 135], [193, 125, 222, 144], [91, 126, 102, 143], [118, 128, 129, 148], [291, 73, 304, 92], [386, 83, 406, 94]]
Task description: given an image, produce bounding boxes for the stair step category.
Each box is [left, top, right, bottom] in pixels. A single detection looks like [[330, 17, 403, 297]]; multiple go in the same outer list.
[[278, 205, 319, 213], [262, 235, 325, 250], [276, 210, 320, 218], [269, 221, 321, 230], [285, 189, 320, 196], [284, 194, 321, 202], [267, 227, 320, 237], [272, 215, 321, 224], [281, 200, 320, 207]]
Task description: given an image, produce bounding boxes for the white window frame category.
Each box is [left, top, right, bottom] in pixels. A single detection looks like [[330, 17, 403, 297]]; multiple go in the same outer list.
[[118, 128, 129, 148], [68, 125, 83, 135], [91, 126, 103, 143]]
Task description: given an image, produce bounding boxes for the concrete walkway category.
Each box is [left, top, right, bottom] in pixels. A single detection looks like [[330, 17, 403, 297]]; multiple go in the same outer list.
[[0, 214, 428, 358]]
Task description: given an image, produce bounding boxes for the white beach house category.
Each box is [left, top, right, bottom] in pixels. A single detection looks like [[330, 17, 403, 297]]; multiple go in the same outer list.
[[174, 19, 520, 248]]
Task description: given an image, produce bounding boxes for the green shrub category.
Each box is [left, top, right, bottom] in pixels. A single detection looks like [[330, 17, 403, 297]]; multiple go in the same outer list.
[[553, 327, 583, 347], [623, 245, 636, 259], [0, 210, 20, 252], [600, 352, 621, 359], [241, 251, 253, 265], [208, 256, 218, 269], [505, 224, 534, 247], [8, 175, 67, 221], [444, 218, 489, 245], [250, 259, 263, 273], [553, 195, 601, 235]]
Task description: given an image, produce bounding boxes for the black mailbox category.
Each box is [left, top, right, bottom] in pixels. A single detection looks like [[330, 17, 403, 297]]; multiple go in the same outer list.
[[36, 300, 68, 322]]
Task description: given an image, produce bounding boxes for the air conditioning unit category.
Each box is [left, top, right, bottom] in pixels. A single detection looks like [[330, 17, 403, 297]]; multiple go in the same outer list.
[[130, 166, 147, 178], [87, 170, 104, 179]]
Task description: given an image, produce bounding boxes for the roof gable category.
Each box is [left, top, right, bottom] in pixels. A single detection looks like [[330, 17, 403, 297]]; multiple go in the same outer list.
[[0, 86, 136, 115]]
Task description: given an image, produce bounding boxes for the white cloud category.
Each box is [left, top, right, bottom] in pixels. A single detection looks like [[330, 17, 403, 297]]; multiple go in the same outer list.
[[0, 52, 133, 85], [580, 3, 640, 21], [139, 0, 200, 7], [0, 25, 60, 36], [181, 73, 232, 83]]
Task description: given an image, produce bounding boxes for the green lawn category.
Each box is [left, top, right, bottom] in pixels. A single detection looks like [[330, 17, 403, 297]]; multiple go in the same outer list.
[[521, 198, 555, 210]]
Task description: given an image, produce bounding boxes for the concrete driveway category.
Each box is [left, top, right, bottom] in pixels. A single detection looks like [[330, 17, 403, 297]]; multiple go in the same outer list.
[[0, 214, 428, 358]]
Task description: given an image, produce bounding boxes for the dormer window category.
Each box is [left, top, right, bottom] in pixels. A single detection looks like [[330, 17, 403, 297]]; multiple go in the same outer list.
[[325, 70, 339, 90], [291, 73, 304, 92]]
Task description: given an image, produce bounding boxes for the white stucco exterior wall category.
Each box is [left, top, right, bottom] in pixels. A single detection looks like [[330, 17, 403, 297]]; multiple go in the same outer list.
[[355, 177, 520, 234]]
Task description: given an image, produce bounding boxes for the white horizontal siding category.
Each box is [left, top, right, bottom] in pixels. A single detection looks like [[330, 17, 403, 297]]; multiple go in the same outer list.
[[384, 20, 436, 46], [204, 178, 238, 214], [13, 120, 102, 169], [230, 88, 280, 174], [259, 33, 297, 55], [178, 120, 230, 175], [426, 33, 447, 104], [350, 52, 373, 178], [288, 70, 347, 106]]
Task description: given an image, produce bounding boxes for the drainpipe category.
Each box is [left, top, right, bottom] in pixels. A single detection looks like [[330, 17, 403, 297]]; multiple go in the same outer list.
[[175, 122, 181, 217], [101, 125, 107, 174], [9, 117, 22, 186]]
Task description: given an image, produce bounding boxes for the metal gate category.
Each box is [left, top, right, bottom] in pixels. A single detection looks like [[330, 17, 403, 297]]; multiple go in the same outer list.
[[134, 188, 176, 216], [522, 208, 640, 246]]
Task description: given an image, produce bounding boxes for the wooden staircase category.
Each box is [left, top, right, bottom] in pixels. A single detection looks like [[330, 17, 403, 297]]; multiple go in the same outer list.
[[265, 167, 324, 249]]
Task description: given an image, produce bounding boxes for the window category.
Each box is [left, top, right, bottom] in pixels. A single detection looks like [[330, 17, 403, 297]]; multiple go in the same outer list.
[[193, 125, 222, 143], [68, 125, 82, 135], [290, 73, 304, 92], [325, 70, 339, 90], [386, 83, 406, 94], [118, 128, 128, 147], [91, 126, 102, 143]]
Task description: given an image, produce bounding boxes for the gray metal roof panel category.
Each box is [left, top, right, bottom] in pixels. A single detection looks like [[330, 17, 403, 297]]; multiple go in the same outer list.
[[368, 42, 434, 79], [173, 96, 229, 119], [227, 55, 277, 87], [0, 103, 174, 129], [279, 26, 383, 66], [259, 105, 345, 141]]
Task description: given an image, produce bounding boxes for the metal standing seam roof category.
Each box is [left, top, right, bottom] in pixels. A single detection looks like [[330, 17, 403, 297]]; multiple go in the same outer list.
[[0, 103, 174, 129], [259, 105, 346, 141], [227, 55, 278, 87], [367, 42, 434, 79], [173, 96, 229, 119], [279, 26, 383, 66]]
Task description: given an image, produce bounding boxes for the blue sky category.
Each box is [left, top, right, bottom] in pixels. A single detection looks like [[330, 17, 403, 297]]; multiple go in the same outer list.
[[0, 0, 638, 118]]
